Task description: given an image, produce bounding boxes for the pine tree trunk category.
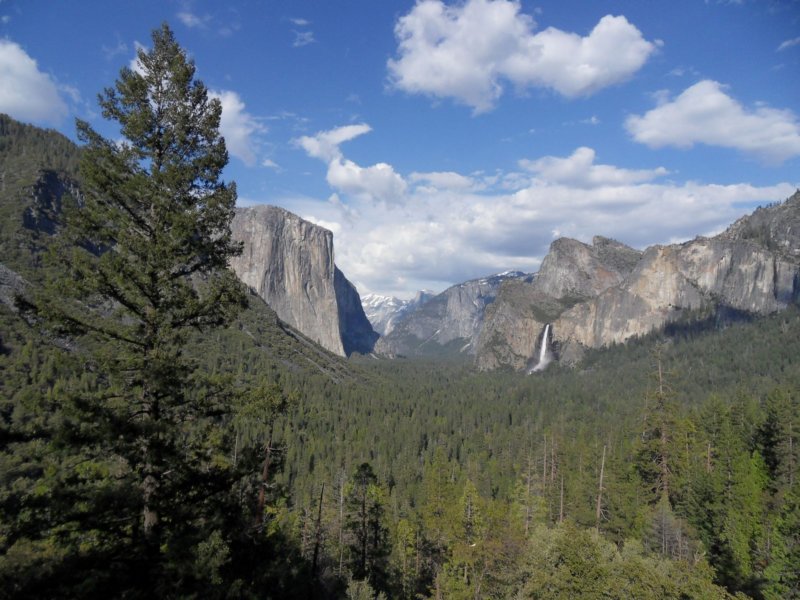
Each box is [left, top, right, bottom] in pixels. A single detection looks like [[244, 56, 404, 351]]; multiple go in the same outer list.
[[312, 483, 325, 577], [254, 427, 274, 528], [595, 445, 606, 531]]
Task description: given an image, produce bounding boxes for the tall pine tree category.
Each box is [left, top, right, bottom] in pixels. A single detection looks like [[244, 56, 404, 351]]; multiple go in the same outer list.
[[31, 23, 251, 595]]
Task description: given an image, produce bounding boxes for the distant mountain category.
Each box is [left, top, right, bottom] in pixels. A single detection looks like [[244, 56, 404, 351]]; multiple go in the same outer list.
[[374, 271, 527, 357], [476, 193, 800, 371], [362, 289, 434, 336]]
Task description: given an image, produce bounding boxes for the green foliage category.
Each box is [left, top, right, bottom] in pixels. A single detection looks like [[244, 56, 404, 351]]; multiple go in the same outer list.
[[0, 25, 306, 598], [514, 523, 737, 599], [344, 463, 389, 593]]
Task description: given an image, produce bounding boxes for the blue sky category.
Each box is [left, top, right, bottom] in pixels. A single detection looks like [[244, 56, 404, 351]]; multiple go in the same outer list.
[[1, 0, 799, 298]]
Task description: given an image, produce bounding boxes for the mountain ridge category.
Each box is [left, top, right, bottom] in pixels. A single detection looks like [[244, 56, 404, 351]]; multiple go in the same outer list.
[[476, 191, 800, 371]]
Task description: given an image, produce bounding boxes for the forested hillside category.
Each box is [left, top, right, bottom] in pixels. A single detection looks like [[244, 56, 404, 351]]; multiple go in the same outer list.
[[1, 24, 799, 600]]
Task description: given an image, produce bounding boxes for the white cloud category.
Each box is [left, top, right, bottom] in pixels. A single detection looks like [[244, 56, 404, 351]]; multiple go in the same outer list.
[[209, 90, 266, 166], [177, 11, 210, 29], [777, 37, 800, 51], [626, 80, 800, 164], [520, 147, 668, 187], [282, 133, 797, 297], [387, 0, 656, 112], [296, 124, 406, 203], [0, 39, 67, 124], [327, 158, 408, 203], [295, 123, 372, 161], [130, 41, 147, 76], [293, 30, 315, 47], [290, 18, 310, 26], [102, 36, 128, 60], [410, 171, 476, 190], [262, 158, 281, 170]]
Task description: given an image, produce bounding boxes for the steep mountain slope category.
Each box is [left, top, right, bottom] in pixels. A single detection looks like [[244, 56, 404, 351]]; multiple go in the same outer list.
[[0, 115, 362, 376], [229, 206, 377, 356], [0, 114, 80, 279], [476, 237, 642, 370], [361, 290, 434, 336], [375, 271, 526, 357], [476, 194, 800, 370]]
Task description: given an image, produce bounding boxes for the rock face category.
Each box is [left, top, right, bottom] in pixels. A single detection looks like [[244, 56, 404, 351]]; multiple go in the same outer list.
[[334, 267, 380, 355], [229, 206, 377, 356], [476, 192, 800, 370], [476, 238, 640, 370], [534, 236, 642, 300], [362, 290, 435, 336], [0, 262, 24, 311], [554, 234, 800, 349], [375, 272, 526, 357], [721, 190, 800, 258]]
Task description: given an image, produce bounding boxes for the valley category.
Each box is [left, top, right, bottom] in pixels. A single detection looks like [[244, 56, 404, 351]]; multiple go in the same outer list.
[[1, 16, 799, 598]]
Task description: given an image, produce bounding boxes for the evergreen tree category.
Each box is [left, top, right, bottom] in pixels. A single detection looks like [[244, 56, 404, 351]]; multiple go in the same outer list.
[[13, 24, 254, 595], [344, 462, 389, 593]]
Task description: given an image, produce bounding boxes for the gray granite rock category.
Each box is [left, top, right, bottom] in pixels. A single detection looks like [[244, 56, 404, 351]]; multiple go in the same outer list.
[[230, 206, 376, 356]]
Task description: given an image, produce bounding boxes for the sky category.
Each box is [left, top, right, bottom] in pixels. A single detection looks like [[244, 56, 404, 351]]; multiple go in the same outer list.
[[1, 0, 799, 299]]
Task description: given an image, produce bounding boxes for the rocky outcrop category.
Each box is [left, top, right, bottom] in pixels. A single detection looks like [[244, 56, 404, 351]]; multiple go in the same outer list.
[[0, 262, 25, 311], [476, 192, 800, 371], [535, 236, 642, 300], [475, 237, 640, 370], [229, 206, 377, 356], [375, 272, 526, 357], [721, 190, 800, 258], [554, 235, 800, 348]]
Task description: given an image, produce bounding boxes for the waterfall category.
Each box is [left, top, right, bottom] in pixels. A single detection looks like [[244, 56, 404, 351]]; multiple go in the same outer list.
[[538, 323, 550, 365], [528, 323, 551, 374]]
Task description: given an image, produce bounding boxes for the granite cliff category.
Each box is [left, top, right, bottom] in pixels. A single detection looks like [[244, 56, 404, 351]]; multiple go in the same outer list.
[[375, 271, 526, 357], [476, 192, 800, 371], [475, 237, 641, 370], [229, 206, 377, 356]]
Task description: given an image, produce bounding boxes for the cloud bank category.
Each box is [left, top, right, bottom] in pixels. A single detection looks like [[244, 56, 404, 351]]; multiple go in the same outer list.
[[288, 124, 796, 298], [387, 0, 656, 112]]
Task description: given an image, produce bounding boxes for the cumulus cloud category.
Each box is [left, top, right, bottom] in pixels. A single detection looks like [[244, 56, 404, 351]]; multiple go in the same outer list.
[[295, 123, 372, 161], [209, 90, 266, 166], [327, 159, 408, 203], [297, 125, 406, 202], [626, 80, 800, 164], [520, 147, 668, 188], [0, 39, 68, 124], [387, 0, 656, 112], [284, 132, 796, 297]]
